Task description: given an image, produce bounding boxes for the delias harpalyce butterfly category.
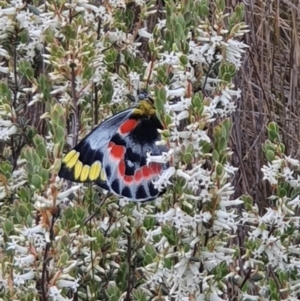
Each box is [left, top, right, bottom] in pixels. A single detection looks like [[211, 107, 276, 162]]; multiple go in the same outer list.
[[58, 93, 168, 202]]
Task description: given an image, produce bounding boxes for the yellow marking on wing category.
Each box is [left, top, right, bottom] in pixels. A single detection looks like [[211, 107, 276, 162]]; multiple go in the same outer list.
[[80, 165, 90, 182], [63, 150, 77, 164], [74, 161, 83, 180], [89, 161, 101, 181], [66, 151, 80, 169], [133, 100, 156, 116], [100, 168, 106, 181]]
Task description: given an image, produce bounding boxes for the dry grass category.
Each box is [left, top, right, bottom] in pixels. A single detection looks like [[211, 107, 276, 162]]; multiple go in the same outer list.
[[231, 0, 300, 207]]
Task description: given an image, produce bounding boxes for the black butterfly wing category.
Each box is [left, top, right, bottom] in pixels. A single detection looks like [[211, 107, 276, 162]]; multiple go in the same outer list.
[[58, 109, 133, 190], [59, 100, 168, 201], [102, 108, 168, 201]]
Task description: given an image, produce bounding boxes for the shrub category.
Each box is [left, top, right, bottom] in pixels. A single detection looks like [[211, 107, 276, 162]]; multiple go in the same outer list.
[[2, 0, 297, 301]]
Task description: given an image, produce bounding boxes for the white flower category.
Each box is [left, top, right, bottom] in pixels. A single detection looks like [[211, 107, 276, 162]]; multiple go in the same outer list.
[[160, 52, 180, 65], [56, 278, 80, 292], [223, 163, 238, 175], [290, 175, 300, 188], [155, 208, 176, 223], [22, 224, 45, 238], [285, 155, 300, 167], [153, 166, 176, 191], [0, 7, 16, 15], [138, 27, 152, 39], [225, 38, 248, 68], [14, 254, 35, 267], [168, 97, 191, 112], [49, 286, 73, 301], [282, 166, 294, 182], [288, 195, 300, 208], [261, 162, 281, 185], [147, 150, 173, 164], [7, 238, 28, 254], [14, 271, 35, 286]]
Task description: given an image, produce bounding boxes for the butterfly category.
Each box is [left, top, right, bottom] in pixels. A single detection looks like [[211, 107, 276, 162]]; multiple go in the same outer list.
[[58, 93, 168, 202]]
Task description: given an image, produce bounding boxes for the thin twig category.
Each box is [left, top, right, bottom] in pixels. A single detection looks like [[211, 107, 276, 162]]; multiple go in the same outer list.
[[41, 210, 58, 301], [125, 234, 132, 301]]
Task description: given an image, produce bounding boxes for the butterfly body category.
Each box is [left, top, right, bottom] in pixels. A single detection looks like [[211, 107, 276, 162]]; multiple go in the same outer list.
[[59, 99, 167, 202]]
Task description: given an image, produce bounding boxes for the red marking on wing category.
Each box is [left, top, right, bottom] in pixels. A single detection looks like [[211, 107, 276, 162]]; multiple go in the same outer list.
[[141, 166, 151, 178], [118, 159, 163, 185], [150, 163, 161, 174], [124, 175, 134, 183], [134, 169, 143, 182], [119, 119, 138, 135], [109, 142, 125, 160], [119, 160, 126, 175]]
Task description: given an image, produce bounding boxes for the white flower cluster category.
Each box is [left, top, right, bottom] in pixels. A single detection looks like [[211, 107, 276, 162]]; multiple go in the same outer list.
[[229, 154, 300, 299], [0, 0, 250, 300], [136, 18, 248, 301], [0, 119, 18, 141]]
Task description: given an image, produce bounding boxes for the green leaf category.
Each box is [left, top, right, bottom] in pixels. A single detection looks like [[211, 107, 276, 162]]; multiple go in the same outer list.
[[278, 187, 287, 198], [157, 66, 169, 84], [235, 3, 245, 21], [200, 141, 211, 153], [212, 149, 219, 163], [216, 0, 225, 12], [268, 129, 279, 141], [18, 61, 34, 80], [43, 26, 55, 45], [18, 204, 29, 218], [3, 220, 14, 235], [183, 153, 193, 165], [132, 289, 147, 301], [186, 144, 194, 154], [199, 0, 209, 17], [33, 134, 43, 147], [222, 72, 232, 83], [54, 126, 65, 143], [217, 137, 227, 152], [105, 49, 118, 65], [144, 254, 154, 265], [268, 122, 279, 132], [40, 169, 49, 183], [31, 174, 43, 190], [223, 119, 231, 135], [61, 235, 70, 247], [216, 163, 224, 177], [106, 284, 120, 297], [266, 150, 275, 162], [116, 262, 128, 290], [32, 152, 41, 166], [157, 86, 166, 103], [144, 245, 156, 257], [278, 143, 285, 154], [38, 75, 51, 100], [214, 125, 222, 140], [17, 187, 31, 202], [175, 23, 184, 39], [241, 194, 253, 210], [60, 252, 69, 265], [162, 226, 178, 245], [180, 54, 188, 66], [154, 86, 166, 117], [37, 143, 47, 158], [64, 24, 77, 40], [143, 217, 156, 230]]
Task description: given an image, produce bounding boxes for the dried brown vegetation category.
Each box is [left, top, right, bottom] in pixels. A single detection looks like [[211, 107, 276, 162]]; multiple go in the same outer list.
[[232, 0, 300, 206]]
